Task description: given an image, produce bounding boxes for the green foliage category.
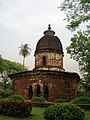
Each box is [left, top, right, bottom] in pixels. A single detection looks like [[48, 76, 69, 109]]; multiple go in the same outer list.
[[2, 59, 28, 74], [0, 90, 13, 99], [0, 99, 32, 118], [0, 91, 7, 99], [66, 30, 90, 70], [66, 30, 90, 91], [81, 0, 90, 3], [78, 78, 90, 92], [31, 96, 46, 103], [0, 55, 27, 75], [0, 75, 12, 92], [44, 103, 85, 120], [60, 0, 90, 31], [53, 98, 65, 103], [0, 90, 5, 98], [78, 91, 90, 98], [7, 94, 24, 101], [0, 107, 89, 120], [0, 55, 27, 92], [19, 43, 31, 67], [71, 96, 90, 104], [60, 0, 90, 91], [0, 55, 4, 73]]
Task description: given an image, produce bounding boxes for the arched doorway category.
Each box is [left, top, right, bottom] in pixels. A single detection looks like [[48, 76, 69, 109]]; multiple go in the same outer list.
[[36, 86, 41, 97], [29, 85, 33, 99], [44, 85, 49, 100]]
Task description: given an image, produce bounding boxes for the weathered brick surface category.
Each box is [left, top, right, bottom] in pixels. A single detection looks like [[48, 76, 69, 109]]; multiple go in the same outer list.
[[35, 52, 64, 71], [10, 70, 80, 102]]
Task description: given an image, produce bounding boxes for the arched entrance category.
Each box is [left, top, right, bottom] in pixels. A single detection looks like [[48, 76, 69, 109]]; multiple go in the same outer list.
[[29, 85, 33, 99], [44, 85, 49, 100], [36, 86, 41, 97]]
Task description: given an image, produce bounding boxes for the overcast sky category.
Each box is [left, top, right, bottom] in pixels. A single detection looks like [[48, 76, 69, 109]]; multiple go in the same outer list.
[[0, 0, 80, 74]]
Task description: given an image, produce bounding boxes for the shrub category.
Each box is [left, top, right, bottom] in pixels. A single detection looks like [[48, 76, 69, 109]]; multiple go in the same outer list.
[[0, 99, 32, 118], [7, 94, 24, 101], [54, 99, 65, 103], [44, 103, 85, 120], [0, 90, 5, 98], [77, 91, 90, 97], [71, 96, 90, 104], [0, 90, 13, 99], [31, 96, 46, 102]]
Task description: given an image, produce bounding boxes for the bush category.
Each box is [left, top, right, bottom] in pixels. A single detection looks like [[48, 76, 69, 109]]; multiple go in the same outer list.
[[71, 96, 90, 104], [0, 90, 13, 99], [7, 94, 24, 101], [31, 96, 46, 102], [0, 99, 32, 118], [54, 99, 65, 103], [44, 103, 85, 120], [0, 90, 5, 98], [78, 91, 90, 97]]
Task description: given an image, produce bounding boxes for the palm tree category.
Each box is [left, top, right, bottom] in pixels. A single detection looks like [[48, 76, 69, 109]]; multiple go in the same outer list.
[[19, 43, 31, 67]]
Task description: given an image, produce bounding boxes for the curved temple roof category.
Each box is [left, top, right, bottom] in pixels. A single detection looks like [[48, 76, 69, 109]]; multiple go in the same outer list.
[[35, 24, 63, 55]]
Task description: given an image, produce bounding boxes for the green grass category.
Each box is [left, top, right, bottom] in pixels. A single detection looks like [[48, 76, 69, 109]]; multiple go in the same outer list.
[[30, 107, 45, 120], [85, 111, 90, 120], [0, 107, 90, 120]]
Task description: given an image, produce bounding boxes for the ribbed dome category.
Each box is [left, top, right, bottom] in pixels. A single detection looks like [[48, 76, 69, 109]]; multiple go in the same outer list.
[[34, 25, 63, 55]]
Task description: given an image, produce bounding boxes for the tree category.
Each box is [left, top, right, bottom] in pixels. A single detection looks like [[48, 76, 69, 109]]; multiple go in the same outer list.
[[3, 59, 28, 74], [60, 0, 90, 31], [66, 30, 90, 91], [19, 43, 31, 67], [60, 0, 90, 91], [0, 55, 27, 91]]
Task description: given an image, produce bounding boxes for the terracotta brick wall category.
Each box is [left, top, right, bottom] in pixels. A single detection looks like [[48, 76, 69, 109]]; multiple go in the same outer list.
[[11, 70, 79, 102]]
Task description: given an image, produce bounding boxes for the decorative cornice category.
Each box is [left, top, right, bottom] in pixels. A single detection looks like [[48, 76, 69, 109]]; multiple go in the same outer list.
[[8, 70, 80, 82]]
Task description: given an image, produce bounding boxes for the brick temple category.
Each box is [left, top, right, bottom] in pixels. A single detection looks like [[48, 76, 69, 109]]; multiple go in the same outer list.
[[9, 25, 80, 102]]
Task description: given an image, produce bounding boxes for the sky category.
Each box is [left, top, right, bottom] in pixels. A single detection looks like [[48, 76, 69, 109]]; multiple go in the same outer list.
[[0, 0, 80, 74]]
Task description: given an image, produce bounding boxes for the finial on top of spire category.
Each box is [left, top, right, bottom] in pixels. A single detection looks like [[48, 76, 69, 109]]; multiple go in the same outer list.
[[48, 24, 51, 30], [44, 24, 55, 36]]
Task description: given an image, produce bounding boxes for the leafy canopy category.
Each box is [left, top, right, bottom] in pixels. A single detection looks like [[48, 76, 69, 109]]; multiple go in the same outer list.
[[0, 55, 28, 91], [0, 57, 27, 75], [60, 0, 90, 31], [60, 0, 90, 91]]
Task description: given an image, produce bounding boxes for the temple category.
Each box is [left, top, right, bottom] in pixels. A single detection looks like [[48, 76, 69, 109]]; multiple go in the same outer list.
[[9, 25, 80, 102]]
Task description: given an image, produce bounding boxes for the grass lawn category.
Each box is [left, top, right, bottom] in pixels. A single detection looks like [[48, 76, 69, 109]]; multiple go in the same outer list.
[[0, 107, 90, 120], [85, 110, 90, 120]]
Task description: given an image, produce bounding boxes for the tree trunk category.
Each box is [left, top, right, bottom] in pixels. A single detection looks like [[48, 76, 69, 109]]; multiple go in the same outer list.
[[23, 57, 25, 67]]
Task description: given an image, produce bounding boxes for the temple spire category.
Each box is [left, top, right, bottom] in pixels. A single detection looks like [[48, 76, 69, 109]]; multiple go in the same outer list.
[[44, 24, 55, 36], [48, 24, 51, 30]]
